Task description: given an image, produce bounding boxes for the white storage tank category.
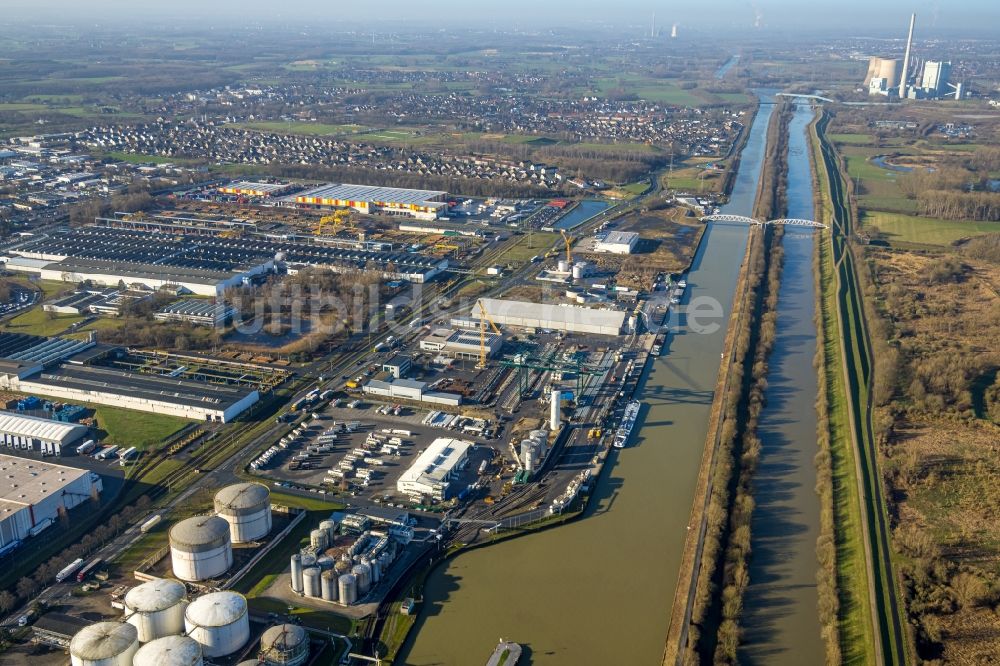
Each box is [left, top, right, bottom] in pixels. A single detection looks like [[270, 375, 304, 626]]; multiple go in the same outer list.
[[302, 567, 321, 598], [259, 624, 309, 666], [351, 563, 371, 596], [214, 483, 272, 543], [184, 591, 250, 658], [338, 574, 357, 605], [572, 262, 585, 280], [557, 259, 569, 272], [321, 570, 338, 601], [319, 519, 337, 543], [309, 529, 328, 550], [290, 554, 303, 593], [69, 622, 139, 666], [124, 578, 187, 642], [169, 516, 233, 582], [132, 635, 203, 666]]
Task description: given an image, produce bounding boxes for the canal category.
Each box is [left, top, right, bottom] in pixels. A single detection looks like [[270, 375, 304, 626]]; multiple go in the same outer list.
[[398, 99, 771, 665], [739, 103, 824, 664]]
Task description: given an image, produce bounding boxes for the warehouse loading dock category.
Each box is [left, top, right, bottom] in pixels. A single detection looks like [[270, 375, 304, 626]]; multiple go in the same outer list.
[[475, 298, 631, 336]]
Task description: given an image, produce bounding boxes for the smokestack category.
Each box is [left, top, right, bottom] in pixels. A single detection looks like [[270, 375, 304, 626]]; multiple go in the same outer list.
[[671, 24, 678, 39], [899, 12, 916, 94], [651, 11, 656, 38]]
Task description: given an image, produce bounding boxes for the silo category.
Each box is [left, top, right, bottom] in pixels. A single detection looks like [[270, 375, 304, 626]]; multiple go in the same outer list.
[[334, 559, 351, 576], [572, 262, 585, 280], [557, 259, 569, 272], [259, 624, 309, 666], [319, 519, 337, 542], [169, 516, 232, 582], [369, 558, 381, 584], [321, 571, 338, 601], [214, 483, 272, 543], [289, 554, 303, 594], [123, 578, 187, 642], [132, 635, 203, 666], [338, 574, 357, 605], [302, 567, 321, 598], [309, 529, 328, 550], [351, 563, 372, 595], [550, 388, 561, 430], [69, 622, 139, 666], [184, 591, 250, 658], [316, 555, 335, 570]]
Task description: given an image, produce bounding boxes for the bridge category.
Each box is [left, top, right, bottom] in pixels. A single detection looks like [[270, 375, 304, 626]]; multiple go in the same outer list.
[[775, 92, 836, 103], [701, 214, 827, 229]]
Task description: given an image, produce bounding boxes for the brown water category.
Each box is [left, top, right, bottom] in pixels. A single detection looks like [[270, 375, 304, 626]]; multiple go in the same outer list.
[[739, 105, 824, 664], [398, 99, 775, 666]]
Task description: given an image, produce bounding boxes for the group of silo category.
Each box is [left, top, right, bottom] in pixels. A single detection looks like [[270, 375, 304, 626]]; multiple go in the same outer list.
[[169, 483, 272, 583], [520, 430, 548, 472], [291, 517, 377, 605]]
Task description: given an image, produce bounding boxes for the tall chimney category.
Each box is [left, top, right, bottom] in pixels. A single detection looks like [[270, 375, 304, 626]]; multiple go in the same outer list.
[[899, 13, 916, 94]]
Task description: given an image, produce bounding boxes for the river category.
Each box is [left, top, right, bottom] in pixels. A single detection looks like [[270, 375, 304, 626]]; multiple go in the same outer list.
[[739, 104, 824, 663], [398, 99, 771, 665]]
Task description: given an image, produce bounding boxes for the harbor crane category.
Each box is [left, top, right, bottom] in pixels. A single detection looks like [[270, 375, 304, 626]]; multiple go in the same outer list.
[[559, 229, 574, 265], [315, 209, 354, 236], [477, 300, 502, 369]]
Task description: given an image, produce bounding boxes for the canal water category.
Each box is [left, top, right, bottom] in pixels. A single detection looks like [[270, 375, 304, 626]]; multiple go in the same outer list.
[[552, 200, 613, 230], [739, 104, 824, 664], [398, 99, 773, 665]]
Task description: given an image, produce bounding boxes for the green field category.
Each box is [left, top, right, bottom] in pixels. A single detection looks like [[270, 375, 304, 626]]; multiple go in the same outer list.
[[828, 133, 874, 146], [860, 211, 999, 246], [87, 404, 191, 450], [2, 307, 83, 336], [594, 77, 706, 106], [240, 121, 367, 136]]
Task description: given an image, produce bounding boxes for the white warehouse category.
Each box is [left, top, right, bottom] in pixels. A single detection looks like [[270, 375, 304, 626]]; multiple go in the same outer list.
[[0, 411, 88, 456], [593, 230, 639, 254], [396, 437, 473, 500], [0, 454, 102, 552], [475, 298, 629, 336]]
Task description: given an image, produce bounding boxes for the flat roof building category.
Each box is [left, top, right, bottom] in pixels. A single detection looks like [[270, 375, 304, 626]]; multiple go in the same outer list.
[[396, 437, 473, 500], [419, 328, 503, 360], [154, 300, 237, 327], [0, 454, 102, 551], [218, 181, 292, 198], [593, 230, 639, 255], [362, 377, 461, 406], [476, 298, 629, 336], [0, 411, 88, 457], [382, 355, 412, 379], [292, 183, 448, 221]]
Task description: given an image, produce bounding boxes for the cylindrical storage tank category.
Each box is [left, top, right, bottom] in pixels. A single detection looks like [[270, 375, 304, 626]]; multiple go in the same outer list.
[[351, 563, 371, 595], [290, 554, 303, 594], [338, 574, 357, 605], [124, 578, 187, 642], [369, 558, 381, 584], [316, 555, 335, 570], [334, 560, 351, 576], [184, 591, 249, 658], [300, 553, 316, 568], [321, 571, 338, 601], [302, 567, 321, 598], [309, 529, 328, 550], [557, 259, 569, 272], [169, 516, 232, 582], [133, 635, 203, 666], [319, 519, 336, 543], [237, 662, 260, 666], [259, 624, 308, 666], [69, 622, 139, 666], [213, 483, 271, 544], [572, 263, 585, 280]]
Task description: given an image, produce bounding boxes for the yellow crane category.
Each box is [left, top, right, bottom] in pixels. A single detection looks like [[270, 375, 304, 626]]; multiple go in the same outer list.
[[476, 300, 502, 369], [316, 209, 354, 236], [559, 229, 573, 264]]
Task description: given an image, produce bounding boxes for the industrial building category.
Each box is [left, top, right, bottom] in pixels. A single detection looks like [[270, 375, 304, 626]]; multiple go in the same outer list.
[[6, 225, 446, 285], [382, 355, 412, 379], [593, 230, 640, 254], [292, 183, 448, 220], [476, 298, 630, 336], [218, 181, 293, 198], [363, 377, 462, 406], [419, 328, 503, 360], [920, 61, 952, 97], [0, 454, 102, 552], [865, 57, 901, 95], [16, 364, 260, 423], [0, 411, 87, 456], [396, 437, 473, 500], [154, 299, 237, 327]]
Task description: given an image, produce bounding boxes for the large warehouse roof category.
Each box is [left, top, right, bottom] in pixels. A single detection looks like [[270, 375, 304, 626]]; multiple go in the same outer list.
[[476, 298, 628, 335], [398, 437, 472, 488], [294, 183, 446, 205], [0, 453, 92, 510], [0, 411, 87, 444]]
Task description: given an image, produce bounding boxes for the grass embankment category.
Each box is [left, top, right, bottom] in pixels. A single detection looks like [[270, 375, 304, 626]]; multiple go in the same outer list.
[[809, 115, 876, 666], [816, 111, 909, 665]]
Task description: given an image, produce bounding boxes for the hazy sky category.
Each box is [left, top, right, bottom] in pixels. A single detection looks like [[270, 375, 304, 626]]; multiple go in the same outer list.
[[4, 0, 997, 35]]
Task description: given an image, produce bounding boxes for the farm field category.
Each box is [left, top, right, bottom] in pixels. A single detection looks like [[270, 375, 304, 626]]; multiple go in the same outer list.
[[861, 211, 999, 246]]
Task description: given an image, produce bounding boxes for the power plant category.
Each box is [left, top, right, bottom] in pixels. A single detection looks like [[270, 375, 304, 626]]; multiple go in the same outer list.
[[864, 12, 963, 99]]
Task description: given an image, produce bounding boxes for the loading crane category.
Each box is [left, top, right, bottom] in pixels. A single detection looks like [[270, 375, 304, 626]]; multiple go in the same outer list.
[[477, 300, 502, 370], [500, 352, 603, 397], [559, 229, 574, 265]]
